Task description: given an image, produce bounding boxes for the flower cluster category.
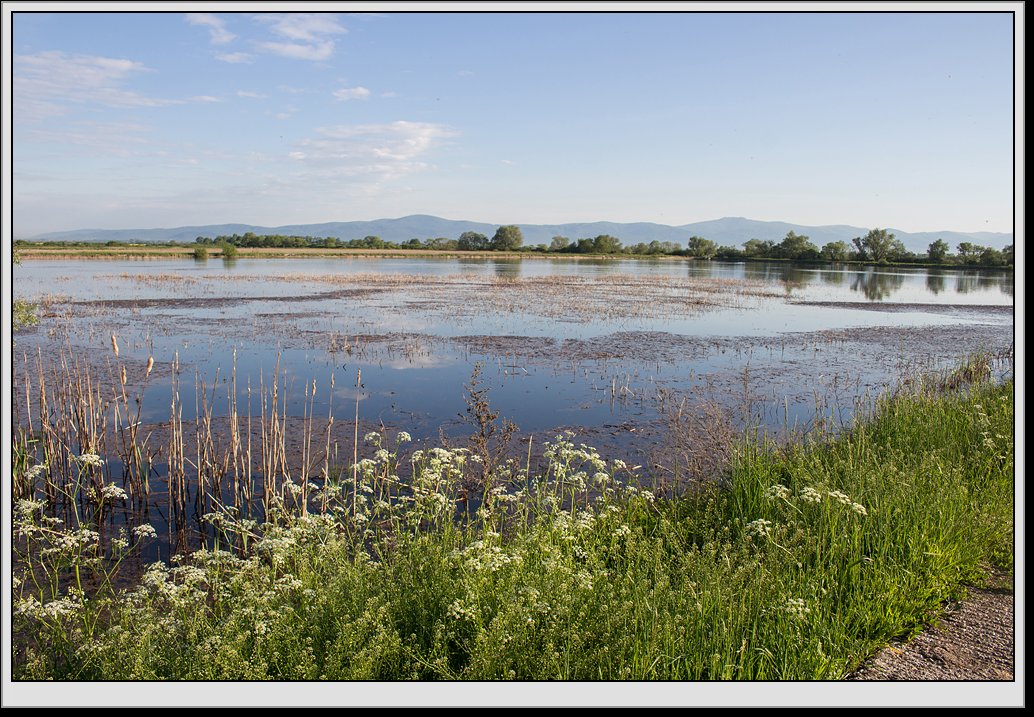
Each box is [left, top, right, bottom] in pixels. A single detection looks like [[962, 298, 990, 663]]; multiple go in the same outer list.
[[827, 490, 868, 516], [799, 487, 823, 504], [781, 597, 811, 620], [100, 483, 128, 501], [745, 518, 773, 538], [74, 453, 105, 469]]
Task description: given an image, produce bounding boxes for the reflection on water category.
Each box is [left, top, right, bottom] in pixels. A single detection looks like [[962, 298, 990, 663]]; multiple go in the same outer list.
[[850, 270, 906, 301], [11, 255, 1014, 558], [13, 256, 1014, 305], [927, 271, 946, 295]]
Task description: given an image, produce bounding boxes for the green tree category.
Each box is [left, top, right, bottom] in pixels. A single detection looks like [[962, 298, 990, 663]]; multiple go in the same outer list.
[[979, 247, 1006, 266], [956, 242, 978, 264], [458, 231, 489, 251], [778, 231, 819, 260], [686, 236, 718, 259], [820, 241, 850, 262], [592, 234, 623, 254], [852, 228, 898, 264], [219, 241, 238, 259], [193, 246, 209, 260], [490, 225, 524, 252], [927, 239, 950, 263], [742, 239, 775, 258], [573, 238, 596, 253], [549, 236, 571, 252]]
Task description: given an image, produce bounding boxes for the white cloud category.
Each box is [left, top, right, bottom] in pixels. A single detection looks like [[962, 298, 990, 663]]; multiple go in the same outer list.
[[292, 121, 457, 183], [24, 120, 150, 157], [257, 13, 347, 42], [236, 90, 267, 99], [259, 40, 335, 62], [333, 86, 371, 101], [255, 13, 347, 61], [14, 51, 178, 120], [190, 95, 223, 103], [216, 52, 254, 64], [185, 13, 236, 45]]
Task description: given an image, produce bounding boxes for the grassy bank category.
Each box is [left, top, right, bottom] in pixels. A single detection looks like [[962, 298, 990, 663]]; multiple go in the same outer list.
[[11, 365, 1014, 680]]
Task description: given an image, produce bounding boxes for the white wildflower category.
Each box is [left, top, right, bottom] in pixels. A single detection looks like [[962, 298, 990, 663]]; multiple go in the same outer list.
[[100, 483, 128, 501], [395, 431, 412, 444], [745, 518, 773, 538], [827, 490, 853, 506], [783, 597, 810, 620], [75, 453, 105, 468], [851, 502, 868, 516], [364, 431, 381, 445], [25, 463, 49, 481], [799, 487, 823, 504], [613, 524, 632, 538], [133, 524, 158, 541], [15, 498, 46, 517], [766, 484, 791, 501], [447, 599, 477, 621]]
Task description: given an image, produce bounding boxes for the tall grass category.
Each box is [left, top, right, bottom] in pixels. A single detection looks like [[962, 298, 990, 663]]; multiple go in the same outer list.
[[10, 356, 1013, 680]]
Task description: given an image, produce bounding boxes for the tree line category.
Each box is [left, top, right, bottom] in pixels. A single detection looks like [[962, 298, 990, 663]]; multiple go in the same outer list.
[[190, 226, 1012, 267], [15, 226, 1014, 267]]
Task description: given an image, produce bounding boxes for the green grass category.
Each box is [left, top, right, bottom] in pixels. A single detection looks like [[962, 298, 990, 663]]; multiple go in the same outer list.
[[10, 369, 1014, 680]]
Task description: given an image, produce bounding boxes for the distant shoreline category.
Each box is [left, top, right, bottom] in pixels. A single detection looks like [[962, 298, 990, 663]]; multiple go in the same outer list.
[[12, 244, 1017, 271]]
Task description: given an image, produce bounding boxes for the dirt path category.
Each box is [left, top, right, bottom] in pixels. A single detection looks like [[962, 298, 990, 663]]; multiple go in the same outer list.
[[847, 571, 1015, 681]]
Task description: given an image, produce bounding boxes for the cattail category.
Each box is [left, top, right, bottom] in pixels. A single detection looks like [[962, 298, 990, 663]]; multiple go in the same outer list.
[[111, 334, 119, 358], [145, 356, 154, 378], [120, 365, 127, 386]]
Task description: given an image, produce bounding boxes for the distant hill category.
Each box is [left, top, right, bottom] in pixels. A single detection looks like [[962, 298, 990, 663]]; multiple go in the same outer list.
[[24, 215, 1013, 253]]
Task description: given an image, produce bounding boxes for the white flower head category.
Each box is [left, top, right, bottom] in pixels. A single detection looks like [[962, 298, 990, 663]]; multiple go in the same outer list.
[[799, 487, 823, 504], [133, 524, 158, 541], [745, 518, 773, 538], [75, 453, 105, 468], [100, 483, 128, 501], [828, 490, 853, 506], [25, 463, 49, 481]]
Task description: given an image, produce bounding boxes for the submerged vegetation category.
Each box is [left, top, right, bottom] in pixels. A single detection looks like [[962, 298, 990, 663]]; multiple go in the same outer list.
[[10, 348, 1014, 680]]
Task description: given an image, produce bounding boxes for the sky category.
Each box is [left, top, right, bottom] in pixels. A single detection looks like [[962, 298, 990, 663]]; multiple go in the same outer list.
[[4, 3, 1021, 238]]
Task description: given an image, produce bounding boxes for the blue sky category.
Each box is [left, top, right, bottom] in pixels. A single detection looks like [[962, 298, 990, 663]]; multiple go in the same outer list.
[[7, 5, 1019, 237]]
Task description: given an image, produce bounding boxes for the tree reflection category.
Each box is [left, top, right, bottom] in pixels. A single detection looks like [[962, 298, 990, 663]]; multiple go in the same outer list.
[[955, 270, 1005, 294], [819, 269, 846, 286], [493, 260, 521, 279], [926, 270, 946, 295], [778, 265, 810, 295], [850, 270, 905, 301]]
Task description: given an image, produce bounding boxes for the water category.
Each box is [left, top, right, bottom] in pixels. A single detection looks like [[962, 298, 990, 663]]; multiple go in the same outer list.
[[13, 256, 1013, 432], [12, 256, 1014, 559]]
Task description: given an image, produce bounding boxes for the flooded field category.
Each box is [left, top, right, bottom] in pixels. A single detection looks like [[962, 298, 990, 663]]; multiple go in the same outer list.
[[11, 256, 1014, 559]]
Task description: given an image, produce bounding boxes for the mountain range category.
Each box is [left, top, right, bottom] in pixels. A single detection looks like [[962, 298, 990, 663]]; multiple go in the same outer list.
[[24, 215, 1013, 254]]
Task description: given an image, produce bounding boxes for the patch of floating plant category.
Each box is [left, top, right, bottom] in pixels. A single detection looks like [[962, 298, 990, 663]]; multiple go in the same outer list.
[[791, 300, 1014, 316], [103, 271, 784, 324]]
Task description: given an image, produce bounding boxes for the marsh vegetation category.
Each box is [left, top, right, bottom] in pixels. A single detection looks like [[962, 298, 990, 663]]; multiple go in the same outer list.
[[9, 254, 1014, 681]]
